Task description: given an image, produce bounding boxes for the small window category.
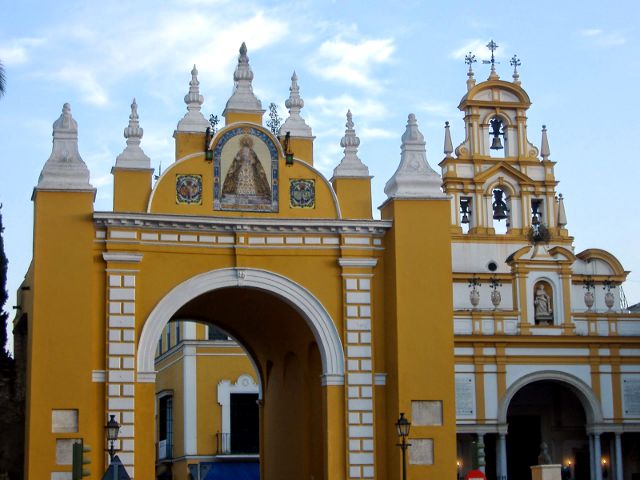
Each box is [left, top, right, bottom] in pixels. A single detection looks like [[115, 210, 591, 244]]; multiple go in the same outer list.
[[208, 325, 230, 341], [158, 395, 173, 460]]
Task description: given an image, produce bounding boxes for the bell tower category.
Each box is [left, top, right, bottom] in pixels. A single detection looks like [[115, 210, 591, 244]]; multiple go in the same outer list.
[[440, 41, 569, 241]]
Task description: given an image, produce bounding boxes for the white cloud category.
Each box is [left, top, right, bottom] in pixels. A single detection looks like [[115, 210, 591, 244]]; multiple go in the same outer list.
[[360, 127, 395, 139], [579, 28, 626, 47], [308, 94, 388, 119], [50, 67, 109, 106], [309, 36, 395, 92], [0, 37, 45, 65], [34, 6, 288, 108]]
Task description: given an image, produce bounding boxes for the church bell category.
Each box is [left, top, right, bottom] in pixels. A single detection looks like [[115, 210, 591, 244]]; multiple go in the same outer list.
[[492, 189, 509, 220], [489, 117, 504, 150]]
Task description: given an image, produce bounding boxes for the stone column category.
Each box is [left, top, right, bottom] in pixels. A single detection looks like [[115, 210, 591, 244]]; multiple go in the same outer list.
[[593, 433, 603, 480], [497, 432, 508, 480], [589, 435, 595, 480], [614, 433, 623, 480], [476, 433, 486, 473]]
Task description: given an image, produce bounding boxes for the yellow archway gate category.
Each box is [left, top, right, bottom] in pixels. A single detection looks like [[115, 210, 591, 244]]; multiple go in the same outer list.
[[22, 61, 457, 479]]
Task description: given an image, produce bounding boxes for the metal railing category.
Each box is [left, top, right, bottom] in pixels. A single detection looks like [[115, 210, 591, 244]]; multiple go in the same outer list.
[[216, 432, 259, 455]]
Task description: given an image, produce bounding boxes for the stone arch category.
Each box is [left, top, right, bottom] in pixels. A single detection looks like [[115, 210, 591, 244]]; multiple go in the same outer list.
[[137, 267, 345, 383], [497, 370, 603, 425]]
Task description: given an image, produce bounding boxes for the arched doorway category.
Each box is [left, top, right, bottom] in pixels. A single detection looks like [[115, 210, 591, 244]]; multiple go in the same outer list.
[[506, 380, 591, 480], [138, 268, 345, 480]]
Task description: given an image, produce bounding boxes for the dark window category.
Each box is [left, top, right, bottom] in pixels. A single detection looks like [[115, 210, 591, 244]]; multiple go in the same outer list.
[[230, 393, 259, 453]]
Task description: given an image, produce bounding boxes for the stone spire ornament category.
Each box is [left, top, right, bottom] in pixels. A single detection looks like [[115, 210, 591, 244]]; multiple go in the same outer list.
[[557, 194, 567, 227], [384, 114, 446, 199], [332, 110, 369, 178], [465, 52, 477, 91], [177, 65, 210, 132], [279, 71, 312, 137], [36, 103, 93, 191], [224, 42, 263, 113], [115, 99, 151, 169], [444, 121, 453, 158], [540, 125, 550, 161]]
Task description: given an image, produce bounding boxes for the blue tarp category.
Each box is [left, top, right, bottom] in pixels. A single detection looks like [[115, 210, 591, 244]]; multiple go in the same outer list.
[[202, 462, 259, 480]]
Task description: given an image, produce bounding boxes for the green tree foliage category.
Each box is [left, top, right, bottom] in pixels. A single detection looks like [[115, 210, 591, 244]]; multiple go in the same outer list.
[[0, 205, 8, 358], [0, 61, 5, 97]]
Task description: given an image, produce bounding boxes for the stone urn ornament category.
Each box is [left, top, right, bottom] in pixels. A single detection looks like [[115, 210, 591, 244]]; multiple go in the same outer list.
[[603, 279, 616, 311], [469, 276, 481, 309], [490, 276, 502, 309], [583, 277, 595, 311]]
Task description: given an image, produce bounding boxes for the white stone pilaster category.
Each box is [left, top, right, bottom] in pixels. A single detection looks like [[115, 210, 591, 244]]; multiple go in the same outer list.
[[340, 257, 377, 479], [104, 252, 142, 478]]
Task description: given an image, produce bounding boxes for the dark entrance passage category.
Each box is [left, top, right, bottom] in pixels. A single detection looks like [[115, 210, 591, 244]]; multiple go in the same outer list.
[[507, 381, 590, 480], [507, 416, 540, 480]]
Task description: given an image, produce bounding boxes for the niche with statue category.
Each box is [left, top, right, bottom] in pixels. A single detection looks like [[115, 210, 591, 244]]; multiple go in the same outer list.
[[533, 281, 554, 325]]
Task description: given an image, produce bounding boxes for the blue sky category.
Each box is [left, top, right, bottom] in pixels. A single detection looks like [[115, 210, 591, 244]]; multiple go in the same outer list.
[[1, 1, 639, 345]]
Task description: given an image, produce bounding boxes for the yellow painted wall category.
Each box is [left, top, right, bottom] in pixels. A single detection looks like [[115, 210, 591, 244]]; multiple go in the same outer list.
[[381, 198, 456, 480], [112, 168, 153, 212], [27, 190, 105, 479]]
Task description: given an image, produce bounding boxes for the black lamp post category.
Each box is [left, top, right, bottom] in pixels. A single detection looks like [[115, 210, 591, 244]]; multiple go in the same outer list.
[[396, 412, 411, 480], [105, 415, 120, 461]]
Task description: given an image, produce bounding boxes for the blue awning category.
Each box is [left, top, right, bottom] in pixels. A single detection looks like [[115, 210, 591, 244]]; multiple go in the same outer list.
[[203, 462, 259, 480]]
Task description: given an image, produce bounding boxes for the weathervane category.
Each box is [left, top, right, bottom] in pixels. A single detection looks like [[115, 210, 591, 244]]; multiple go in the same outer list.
[[465, 52, 477, 70], [483, 40, 500, 78], [483, 40, 499, 66], [510, 54, 521, 83]]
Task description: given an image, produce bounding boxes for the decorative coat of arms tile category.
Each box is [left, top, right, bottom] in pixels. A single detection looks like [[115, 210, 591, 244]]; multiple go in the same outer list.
[[290, 179, 315, 209], [176, 174, 203, 205]]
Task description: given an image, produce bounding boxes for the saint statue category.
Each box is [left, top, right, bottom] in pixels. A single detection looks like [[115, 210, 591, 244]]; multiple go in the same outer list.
[[534, 284, 552, 323], [222, 135, 271, 199]]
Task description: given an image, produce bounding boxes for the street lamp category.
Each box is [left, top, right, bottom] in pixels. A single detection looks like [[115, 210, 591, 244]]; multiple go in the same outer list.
[[396, 412, 411, 480], [105, 415, 120, 461]]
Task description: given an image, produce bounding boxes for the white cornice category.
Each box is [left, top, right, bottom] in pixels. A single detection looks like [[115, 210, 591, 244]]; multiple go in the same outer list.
[[102, 252, 144, 263], [94, 212, 391, 235], [338, 258, 378, 268]]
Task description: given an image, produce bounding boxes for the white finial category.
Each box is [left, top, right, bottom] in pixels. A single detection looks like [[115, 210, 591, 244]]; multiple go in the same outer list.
[[224, 42, 263, 114], [177, 64, 209, 132], [279, 71, 312, 137], [332, 110, 369, 178], [384, 114, 446, 199], [36, 103, 93, 191], [115, 98, 151, 169], [557, 193, 567, 227], [540, 125, 550, 161], [444, 121, 453, 157]]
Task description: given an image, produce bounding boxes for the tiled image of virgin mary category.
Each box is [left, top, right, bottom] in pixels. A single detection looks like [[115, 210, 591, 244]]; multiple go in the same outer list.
[[222, 135, 270, 200], [214, 128, 279, 212]]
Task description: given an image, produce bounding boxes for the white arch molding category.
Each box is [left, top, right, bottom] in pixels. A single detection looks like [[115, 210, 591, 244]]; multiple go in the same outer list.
[[137, 267, 345, 384], [497, 370, 604, 425]]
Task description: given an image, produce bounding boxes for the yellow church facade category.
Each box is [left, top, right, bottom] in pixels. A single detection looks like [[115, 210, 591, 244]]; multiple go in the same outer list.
[[14, 42, 640, 480]]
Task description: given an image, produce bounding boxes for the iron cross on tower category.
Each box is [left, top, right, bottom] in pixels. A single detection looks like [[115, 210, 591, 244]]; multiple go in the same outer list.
[[483, 40, 500, 71]]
